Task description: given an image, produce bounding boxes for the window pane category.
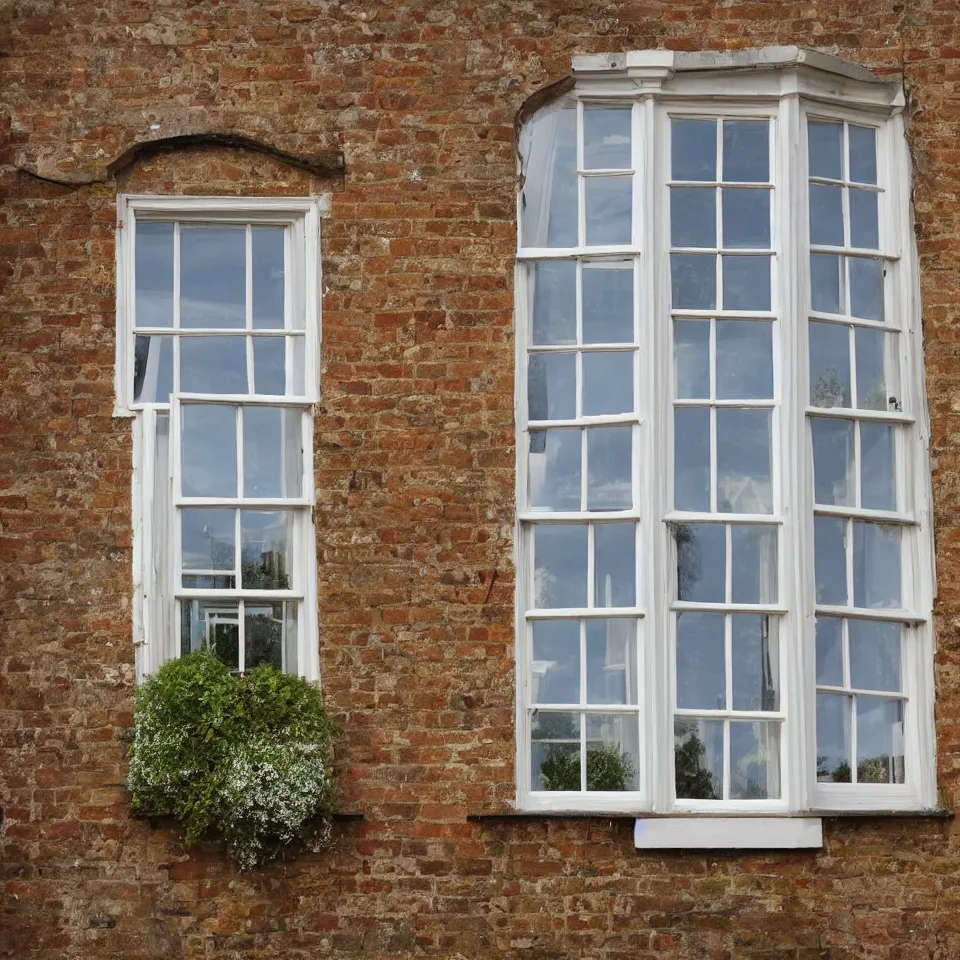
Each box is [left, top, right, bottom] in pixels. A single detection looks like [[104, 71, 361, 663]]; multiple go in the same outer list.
[[520, 105, 577, 248], [816, 616, 844, 687], [672, 119, 717, 181], [816, 693, 852, 782], [532, 620, 580, 704], [732, 616, 779, 711], [180, 225, 246, 328], [181, 404, 237, 497], [594, 522, 635, 607], [528, 353, 576, 421], [860, 422, 896, 511], [583, 106, 631, 170], [722, 256, 770, 311], [534, 524, 587, 609], [181, 507, 235, 571], [716, 408, 771, 514], [181, 336, 248, 394], [587, 426, 632, 511], [529, 428, 581, 511], [848, 125, 878, 185], [815, 516, 847, 606], [809, 184, 844, 247], [135, 221, 174, 328], [245, 602, 285, 670], [241, 510, 292, 590], [585, 714, 639, 791], [722, 120, 769, 183], [853, 522, 901, 609], [855, 327, 890, 411], [810, 253, 842, 314], [252, 227, 285, 329], [582, 262, 633, 344], [671, 187, 716, 248], [676, 612, 725, 710], [674, 718, 723, 800], [584, 177, 632, 246], [849, 188, 879, 250], [180, 599, 239, 668], [849, 257, 884, 322], [252, 337, 286, 396], [730, 720, 780, 799], [675, 523, 725, 603], [672, 253, 716, 309], [674, 407, 710, 511], [715, 320, 773, 400], [133, 334, 173, 403], [856, 697, 904, 784], [674, 319, 710, 399], [808, 121, 843, 180], [531, 711, 581, 791], [811, 417, 855, 506], [586, 619, 637, 705], [531, 261, 577, 346], [582, 352, 633, 416], [849, 620, 901, 693], [809, 320, 851, 407], [242, 407, 303, 499], [731, 524, 778, 604], [722, 188, 770, 248]]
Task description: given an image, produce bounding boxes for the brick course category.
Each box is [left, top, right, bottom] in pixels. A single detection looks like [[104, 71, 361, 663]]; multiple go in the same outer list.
[[4, 1, 960, 957]]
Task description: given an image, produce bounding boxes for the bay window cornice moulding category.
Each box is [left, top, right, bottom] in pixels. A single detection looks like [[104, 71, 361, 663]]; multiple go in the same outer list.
[[571, 46, 905, 113]]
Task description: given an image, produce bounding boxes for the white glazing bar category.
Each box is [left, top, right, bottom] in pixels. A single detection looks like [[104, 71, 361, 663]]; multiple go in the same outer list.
[[579, 619, 587, 708], [845, 518, 854, 607], [238, 598, 246, 673], [236, 406, 244, 499], [587, 522, 596, 608], [674, 708, 787, 721], [709, 406, 718, 514], [526, 607, 645, 620], [134, 327, 295, 337]]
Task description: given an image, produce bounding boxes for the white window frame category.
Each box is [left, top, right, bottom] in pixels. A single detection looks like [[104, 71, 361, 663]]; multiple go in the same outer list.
[[115, 195, 324, 683], [514, 48, 936, 821]]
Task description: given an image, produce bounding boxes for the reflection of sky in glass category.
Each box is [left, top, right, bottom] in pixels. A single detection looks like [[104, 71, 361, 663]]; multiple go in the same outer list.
[[529, 428, 580, 511], [586, 619, 636, 705], [181, 507, 235, 570], [532, 261, 576, 345], [534, 524, 587, 608], [731, 615, 778, 711], [594, 522, 635, 607], [182, 404, 237, 497], [181, 336, 247, 394], [730, 720, 779, 799], [849, 619, 901, 692], [181, 226, 246, 328], [808, 121, 843, 180], [135, 222, 174, 327], [671, 188, 715, 248], [531, 620, 579, 704], [811, 417, 854, 506], [816, 692, 851, 781], [815, 616, 843, 687], [252, 227, 285, 329], [583, 106, 631, 170], [585, 177, 632, 245], [814, 516, 847, 605], [723, 121, 769, 182], [731, 525, 777, 604], [582, 264, 633, 344], [716, 408, 771, 514], [722, 188, 770, 248], [672, 119, 716, 181], [716, 321, 772, 400], [676, 612, 725, 710]]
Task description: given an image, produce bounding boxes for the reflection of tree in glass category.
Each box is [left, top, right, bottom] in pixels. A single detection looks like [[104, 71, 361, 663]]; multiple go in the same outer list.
[[242, 548, 290, 591], [532, 711, 578, 740], [246, 612, 283, 671], [674, 720, 719, 799], [207, 620, 239, 670], [672, 523, 700, 598], [812, 369, 849, 408], [816, 754, 852, 782], [539, 742, 635, 792], [857, 755, 890, 784]]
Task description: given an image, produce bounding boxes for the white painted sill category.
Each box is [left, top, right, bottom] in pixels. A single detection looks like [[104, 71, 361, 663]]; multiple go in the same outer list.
[[634, 816, 822, 850]]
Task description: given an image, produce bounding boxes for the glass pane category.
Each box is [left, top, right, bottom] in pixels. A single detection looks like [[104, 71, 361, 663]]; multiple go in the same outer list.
[[849, 189, 879, 250], [674, 319, 710, 399], [531, 620, 580, 704], [252, 337, 286, 396], [180, 599, 239, 668], [534, 524, 587, 609], [815, 616, 844, 687], [848, 125, 878, 185], [671, 254, 716, 310], [242, 406, 303, 499], [811, 417, 855, 506], [181, 404, 237, 497], [582, 262, 633, 344], [520, 104, 577, 248], [810, 253, 842, 314], [722, 120, 769, 183], [809, 184, 844, 247], [853, 522, 901, 609], [133, 334, 174, 403], [181, 336, 248, 394], [528, 353, 576, 421], [531, 261, 577, 346], [182, 575, 235, 589], [816, 693, 852, 782], [808, 121, 843, 180], [731, 524, 778, 604], [721, 256, 770, 311], [594, 522, 635, 607], [730, 721, 780, 799], [289, 336, 305, 395], [671, 187, 716, 248], [855, 327, 890, 411], [583, 106, 631, 169], [815, 516, 848, 606], [849, 620, 901, 692], [585, 714, 639, 791], [676, 612, 725, 710], [531, 711, 581, 791], [732, 615, 779, 711], [722, 189, 770, 248], [182, 508, 235, 571], [245, 602, 285, 670], [241, 510, 292, 590], [856, 697, 904, 784], [675, 523, 725, 603], [584, 177, 632, 246], [180, 225, 246, 328], [849, 257, 884, 322], [284, 604, 299, 675], [135, 221, 174, 328], [529, 428, 581, 511], [809, 321, 851, 408], [715, 320, 773, 400], [860, 422, 896, 511], [582, 352, 633, 416], [716, 408, 771, 514], [586, 619, 637, 705], [252, 227, 285, 329], [674, 407, 710, 511], [674, 718, 723, 800], [587, 426, 632, 511], [672, 119, 717, 181]]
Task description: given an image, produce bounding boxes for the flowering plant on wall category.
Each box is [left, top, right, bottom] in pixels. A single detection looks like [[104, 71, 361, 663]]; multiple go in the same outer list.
[[127, 651, 338, 869]]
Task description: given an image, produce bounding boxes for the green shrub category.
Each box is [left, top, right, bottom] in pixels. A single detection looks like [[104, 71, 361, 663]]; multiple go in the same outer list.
[[539, 742, 635, 792], [127, 651, 338, 870]]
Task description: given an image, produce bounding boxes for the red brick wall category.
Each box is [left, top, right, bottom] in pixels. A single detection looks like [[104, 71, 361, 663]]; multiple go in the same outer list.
[[3, 1, 960, 957]]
